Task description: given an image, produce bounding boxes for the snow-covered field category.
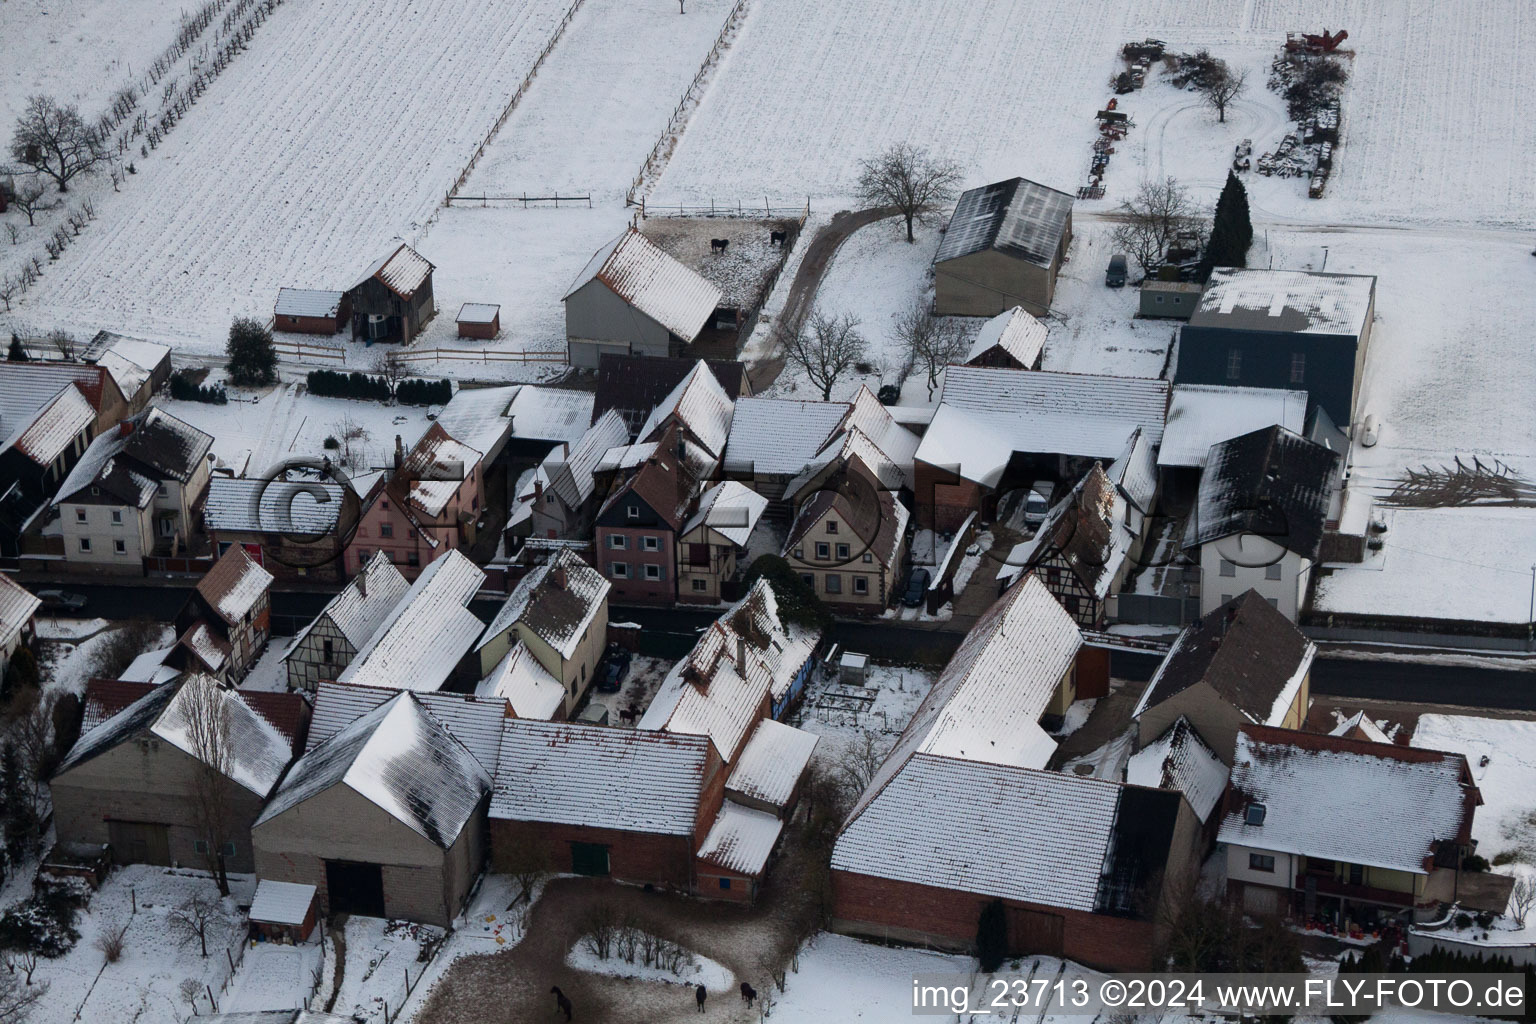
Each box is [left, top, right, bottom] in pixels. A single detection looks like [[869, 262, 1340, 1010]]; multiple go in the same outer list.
[[5, 0, 571, 346], [1413, 714, 1536, 866]]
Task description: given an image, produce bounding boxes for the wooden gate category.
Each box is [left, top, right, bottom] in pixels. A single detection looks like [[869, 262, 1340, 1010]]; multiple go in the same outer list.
[[1006, 906, 1065, 957], [107, 820, 172, 866], [569, 842, 611, 876]]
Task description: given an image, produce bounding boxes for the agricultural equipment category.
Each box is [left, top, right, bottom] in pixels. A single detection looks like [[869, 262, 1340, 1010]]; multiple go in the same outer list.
[[1285, 28, 1348, 54], [1121, 38, 1166, 62]]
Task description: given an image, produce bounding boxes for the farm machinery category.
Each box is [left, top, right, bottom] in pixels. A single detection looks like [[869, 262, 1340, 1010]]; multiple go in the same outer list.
[[1285, 29, 1348, 55]]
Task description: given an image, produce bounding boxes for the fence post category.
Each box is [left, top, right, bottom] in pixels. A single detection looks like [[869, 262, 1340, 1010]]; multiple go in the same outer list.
[[227, 947, 235, 974]]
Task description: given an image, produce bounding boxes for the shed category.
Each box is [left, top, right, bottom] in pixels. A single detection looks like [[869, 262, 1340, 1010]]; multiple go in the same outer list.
[[933, 177, 1074, 317], [346, 244, 437, 345], [248, 879, 319, 943], [456, 303, 501, 340], [274, 289, 350, 335], [838, 652, 868, 685], [1139, 279, 1202, 319]]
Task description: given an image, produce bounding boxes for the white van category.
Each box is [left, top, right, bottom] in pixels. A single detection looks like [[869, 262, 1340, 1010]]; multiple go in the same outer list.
[[1023, 483, 1052, 527]]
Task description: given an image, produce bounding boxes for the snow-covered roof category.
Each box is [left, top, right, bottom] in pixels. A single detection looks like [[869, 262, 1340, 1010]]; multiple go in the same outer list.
[[308, 679, 507, 777], [1126, 716, 1229, 823], [259, 692, 490, 848], [848, 575, 1080, 826], [833, 388, 921, 481], [784, 474, 909, 575], [1001, 464, 1134, 599], [682, 481, 768, 547], [98, 335, 170, 380], [935, 177, 1074, 269], [723, 398, 849, 477], [1132, 591, 1316, 728], [55, 409, 212, 508], [1331, 710, 1391, 744], [478, 549, 609, 661], [196, 545, 273, 625], [565, 229, 722, 342], [637, 360, 735, 460], [456, 302, 500, 324], [96, 348, 158, 400], [0, 364, 106, 456], [275, 288, 344, 319], [204, 477, 349, 535], [477, 641, 564, 720], [1107, 426, 1157, 519], [434, 385, 514, 460], [545, 409, 630, 509], [492, 719, 709, 834], [697, 800, 783, 876], [1185, 425, 1338, 559], [355, 243, 434, 299], [966, 306, 1047, 367], [288, 551, 409, 655], [176, 621, 230, 672], [1158, 385, 1309, 468], [726, 719, 819, 810], [641, 578, 822, 760], [399, 424, 481, 517], [1190, 268, 1376, 338], [0, 573, 41, 650], [834, 754, 1120, 911], [338, 549, 485, 692], [594, 440, 658, 474], [14, 383, 95, 465], [506, 385, 596, 445], [248, 880, 316, 926], [119, 646, 179, 685], [918, 367, 1168, 486], [1219, 725, 1477, 875]]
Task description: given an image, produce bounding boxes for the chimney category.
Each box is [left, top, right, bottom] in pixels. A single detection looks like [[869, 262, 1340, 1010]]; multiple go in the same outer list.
[[118, 420, 135, 438], [394, 434, 404, 470], [357, 563, 367, 599], [736, 633, 747, 670], [551, 564, 568, 590]]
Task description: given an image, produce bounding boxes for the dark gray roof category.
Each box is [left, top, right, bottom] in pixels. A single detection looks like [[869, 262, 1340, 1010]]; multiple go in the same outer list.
[[934, 177, 1073, 268], [1185, 425, 1338, 559], [592, 355, 748, 438], [54, 681, 179, 778]]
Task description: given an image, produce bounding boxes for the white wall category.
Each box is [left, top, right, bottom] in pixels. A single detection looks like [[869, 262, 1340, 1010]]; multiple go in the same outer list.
[[59, 502, 152, 569], [1199, 534, 1309, 621], [1225, 842, 1296, 890]]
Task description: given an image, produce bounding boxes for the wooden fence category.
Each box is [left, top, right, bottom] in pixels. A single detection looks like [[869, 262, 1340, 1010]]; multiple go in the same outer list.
[[446, 193, 591, 208], [393, 346, 566, 364], [634, 195, 810, 219], [625, 0, 753, 205], [272, 338, 347, 362]]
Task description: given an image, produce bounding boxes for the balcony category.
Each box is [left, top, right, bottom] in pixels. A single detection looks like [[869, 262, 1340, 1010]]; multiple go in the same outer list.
[[1297, 870, 1415, 908]]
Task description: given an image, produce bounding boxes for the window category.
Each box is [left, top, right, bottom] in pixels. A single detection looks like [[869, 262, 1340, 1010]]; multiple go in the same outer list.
[[546, 493, 557, 505], [641, 536, 660, 551], [1220, 593, 1233, 605], [1245, 803, 1267, 826], [78, 537, 91, 552], [323, 639, 334, 661], [691, 578, 708, 592], [1265, 562, 1284, 581], [688, 543, 709, 565], [815, 542, 830, 560], [644, 564, 663, 581], [158, 484, 168, 497], [1266, 597, 1278, 609], [627, 505, 640, 520], [220, 841, 236, 857], [194, 839, 209, 854], [826, 521, 838, 535], [719, 877, 732, 890], [853, 576, 869, 595], [114, 539, 126, 554], [357, 526, 369, 538], [835, 543, 850, 560], [1154, 295, 1164, 304], [612, 562, 629, 578], [1219, 558, 1236, 577], [800, 574, 815, 589], [111, 509, 122, 524], [609, 535, 627, 549], [1290, 352, 1306, 383], [793, 548, 803, 559], [862, 552, 873, 563], [407, 552, 420, 567], [1226, 348, 1243, 380], [75, 508, 86, 523], [1248, 853, 1276, 873], [825, 574, 842, 595], [381, 499, 389, 510], [380, 522, 393, 538]]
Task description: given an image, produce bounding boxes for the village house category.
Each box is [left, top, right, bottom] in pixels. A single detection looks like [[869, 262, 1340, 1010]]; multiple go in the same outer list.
[[253, 692, 491, 927], [90, 334, 173, 414], [282, 551, 410, 692], [473, 549, 610, 717], [346, 243, 436, 345], [1156, 384, 1309, 474], [1174, 268, 1377, 427], [476, 641, 566, 720], [203, 472, 364, 584], [592, 354, 750, 440], [0, 574, 40, 681], [722, 397, 854, 500], [1219, 725, 1491, 925], [913, 366, 1168, 532], [168, 545, 273, 684], [932, 177, 1074, 318], [1185, 425, 1339, 621], [336, 548, 485, 693], [778, 387, 922, 505], [677, 481, 768, 603], [1125, 715, 1230, 844], [963, 305, 1048, 370], [592, 422, 703, 605], [348, 424, 484, 578], [1132, 591, 1316, 763], [513, 409, 629, 542], [562, 228, 723, 368], [51, 674, 304, 872], [53, 407, 213, 572], [783, 465, 909, 613], [273, 288, 350, 335]]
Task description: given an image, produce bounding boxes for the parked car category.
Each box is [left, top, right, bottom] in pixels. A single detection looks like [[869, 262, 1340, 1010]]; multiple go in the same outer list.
[[36, 590, 87, 613], [598, 647, 632, 693], [578, 703, 610, 726], [1105, 253, 1128, 287], [901, 568, 930, 608], [1023, 483, 1053, 528]]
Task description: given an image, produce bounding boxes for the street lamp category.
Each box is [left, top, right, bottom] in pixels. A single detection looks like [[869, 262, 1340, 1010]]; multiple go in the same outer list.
[[1528, 563, 1535, 651]]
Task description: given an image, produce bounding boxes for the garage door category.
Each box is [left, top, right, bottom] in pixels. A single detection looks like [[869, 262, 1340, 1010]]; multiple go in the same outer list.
[[107, 820, 172, 866], [570, 842, 610, 876], [1242, 883, 1281, 916], [326, 860, 386, 918], [1005, 906, 1065, 958]]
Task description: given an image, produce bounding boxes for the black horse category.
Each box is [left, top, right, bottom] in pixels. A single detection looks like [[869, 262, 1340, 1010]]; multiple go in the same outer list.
[[740, 981, 757, 1008], [551, 985, 573, 1022], [696, 983, 708, 1012]]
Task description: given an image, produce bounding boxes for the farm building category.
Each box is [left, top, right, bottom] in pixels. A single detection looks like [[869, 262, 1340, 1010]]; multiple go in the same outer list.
[[1139, 280, 1202, 319], [304, 681, 507, 781], [248, 879, 320, 943], [1174, 268, 1377, 426], [592, 354, 750, 440], [722, 398, 854, 499], [563, 228, 722, 369], [933, 177, 1074, 318], [346, 243, 436, 345], [90, 333, 173, 413], [281, 551, 410, 692], [0, 575, 40, 682], [274, 288, 349, 335], [1156, 385, 1309, 471], [168, 545, 273, 684], [456, 302, 501, 339], [204, 474, 365, 585], [252, 691, 491, 928], [964, 306, 1047, 369], [514, 409, 629, 542]]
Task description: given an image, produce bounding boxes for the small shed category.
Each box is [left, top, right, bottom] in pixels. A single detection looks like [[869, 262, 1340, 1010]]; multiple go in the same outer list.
[[274, 288, 350, 335], [1139, 280, 1202, 319], [248, 879, 319, 943], [347, 243, 437, 345], [838, 651, 868, 685], [456, 303, 501, 340]]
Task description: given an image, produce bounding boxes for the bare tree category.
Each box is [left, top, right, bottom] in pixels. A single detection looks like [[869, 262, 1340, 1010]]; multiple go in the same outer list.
[[895, 300, 969, 400], [9, 691, 53, 811], [837, 729, 891, 797], [45, 328, 76, 360], [169, 889, 223, 958], [4, 224, 18, 246], [1110, 176, 1204, 276], [1, 953, 37, 987], [0, 278, 14, 313], [177, 978, 202, 1016], [8, 181, 53, 227], [329, 416, 370, 470], [372, 348, 407, 399], [782, 310, 868, 401], [0, 970, 46, 1023], [1510, 877, 1536, 927], [1199, 62, 1247, 122], [504, 843, 550, 909], [9, 96, 103, 193], [854, 143, 964, 243], [180, 677, 237, 896], [94, 918, 130, 963]]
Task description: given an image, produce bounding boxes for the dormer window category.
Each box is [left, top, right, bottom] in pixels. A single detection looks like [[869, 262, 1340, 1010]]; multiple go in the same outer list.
[[826, 521, 839, 535], [1245, 803, 1267, 826]]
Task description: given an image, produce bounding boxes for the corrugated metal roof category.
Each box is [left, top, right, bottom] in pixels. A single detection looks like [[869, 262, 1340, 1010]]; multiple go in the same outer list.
[[248, 880, 316, 926], [1159, 385, 1309, 468], [338, 549, 485, 692], [546, 409, 630, 509], [456, 303, 500, 324], [1185, 425, 1337, 557], [1191, 268, 1375, 337], [507, 385, 596, 444], [492, 719, 708, 834], [0, 364, 105, 454], [697, 800, 783, 875], [275, 288, 344, 319], [935, 177, 1073, 268], [308, 679, 507, 777], [966, 306, 1048, 366], [565, 229, 722, 341], [726, 719, 819, 809], [204, 477, 349, 536]]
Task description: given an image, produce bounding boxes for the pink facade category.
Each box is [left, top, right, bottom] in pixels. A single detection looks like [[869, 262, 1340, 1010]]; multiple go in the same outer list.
[[595, 525, 675, 604], [346, 461, 482, 579]]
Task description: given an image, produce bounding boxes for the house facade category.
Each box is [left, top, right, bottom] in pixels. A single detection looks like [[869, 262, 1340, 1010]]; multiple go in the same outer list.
[[783, 474, 909, 613], [677, 481, 767, 603], [170, 545, 273, 684], [592, 426, 701, 605], [348, 425, 483, 579], [933, 178, 1074, 318], [282, 551, 409, 692]]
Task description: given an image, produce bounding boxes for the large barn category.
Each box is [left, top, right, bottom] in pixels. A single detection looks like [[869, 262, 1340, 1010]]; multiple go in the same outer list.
[[933, 177, 1074, 318]]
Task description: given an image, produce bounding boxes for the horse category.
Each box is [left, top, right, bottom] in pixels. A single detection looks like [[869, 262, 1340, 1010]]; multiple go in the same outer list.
[[710, 238, 729, 254], [696, 983, 708, 1012], [769, 230, 787, 247], [551, 985, 573, 1022], [740, 982, 757, 1008], [618, 706, 638, 725]]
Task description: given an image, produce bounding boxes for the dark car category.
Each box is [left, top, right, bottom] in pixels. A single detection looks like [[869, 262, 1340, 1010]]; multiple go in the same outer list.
[[901, 568, 931, 608], [36, 590, 87, 613], [1106, 254, 1128, 287], [598, 648, 632, 693]]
